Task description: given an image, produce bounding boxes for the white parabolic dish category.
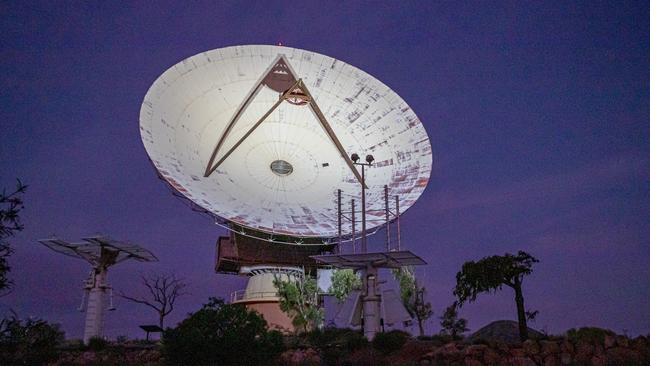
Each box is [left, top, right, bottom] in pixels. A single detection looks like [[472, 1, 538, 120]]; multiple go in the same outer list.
[[140, 45, 432, 238]]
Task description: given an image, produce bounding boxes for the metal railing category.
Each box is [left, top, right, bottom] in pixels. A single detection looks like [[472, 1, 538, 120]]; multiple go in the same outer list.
[[230, 290, 279, 303]]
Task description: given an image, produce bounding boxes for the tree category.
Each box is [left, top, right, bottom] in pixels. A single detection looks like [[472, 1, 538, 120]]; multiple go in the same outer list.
[[163, 298, 283, 366], [120, 273, 188, 329], [453, 250, 539, 341], [393, 267, 433, 337], [439, 302, 469, 339], [0, 180, 27, 295], [328, 269, 361, 303], [273, 272, 323, 333], [0, 314, 64, 365]]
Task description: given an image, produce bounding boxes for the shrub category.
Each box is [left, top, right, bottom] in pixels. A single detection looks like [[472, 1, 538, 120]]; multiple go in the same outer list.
[[59, 338, 85, 350], [389, 340, 433, 364], [307, 327, 367, 349], [87, 336, 108, 351], [347, 347, 382, 366], [372, 330, 411, 354], [428, 334, 455, 346], [116, 335, 128, 344], [566, 327, 615, 344], [163, 298, 283, 366], [0, 316, 64, 365], [306, 327, 368, 365]]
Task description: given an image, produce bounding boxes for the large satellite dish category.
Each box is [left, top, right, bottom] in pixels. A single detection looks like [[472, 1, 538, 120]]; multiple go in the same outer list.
[[140, 45, 432, 239]]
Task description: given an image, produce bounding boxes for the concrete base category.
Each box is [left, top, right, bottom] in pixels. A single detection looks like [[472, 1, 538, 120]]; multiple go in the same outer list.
[[232, 266, 303, 333], [244, 301, 294, 332]]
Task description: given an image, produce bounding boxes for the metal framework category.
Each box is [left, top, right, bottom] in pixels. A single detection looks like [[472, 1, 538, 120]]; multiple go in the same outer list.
[[203, 55, 366, 188], [311, 251, 426, 269], [312, 250, 426, 340], [336, 185, 403, 253]]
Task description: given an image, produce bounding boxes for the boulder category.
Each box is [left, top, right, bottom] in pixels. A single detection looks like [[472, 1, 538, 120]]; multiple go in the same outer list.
[[278, 348, 320, 366], [574, 352, 590, 364], [509, 347, 525, 358], [574, 340, 593, 363], [464, 344, 488, 359], [559, 352, 572, 365], [483, 347, 501, 365], [593, 343, 604, 356], [603, 334, 616, 349], [504, 356, 536, 366], [543, 354, 560, 366], [464, 358, 484, 366], [606, 346, 641, 365], [560, 339, 574, 353], [346, 348, 380, 366], [631, 335, 648, 350], [590, 355, 607, 366], [540, 340, 560, 356], [420, 350, 435, 361], [495, 341, 510, 355], [468, 320, 543, 344], [522, 339, 540, 356], [434, 342, 462, 361], [81, 351, 97, 363], [615, 335, 629, 348]]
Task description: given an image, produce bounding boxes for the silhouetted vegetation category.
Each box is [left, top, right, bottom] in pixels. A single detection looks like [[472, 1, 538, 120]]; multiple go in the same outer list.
[[393, 266, 433, 336], [439, 302, 469, 339], [372, 329, 411, 354], [87, 336, 109, 351], [0, 180, 27, 295], [567, 326, 615, 344], [304, 327, 368, 365], [273, 273, 323, 333], [328, 268, 361, 303], [0, 315, 64, 365], [162, 298, 283, 366], [120, 272, 188, 328], [454, 250, 538, 341]]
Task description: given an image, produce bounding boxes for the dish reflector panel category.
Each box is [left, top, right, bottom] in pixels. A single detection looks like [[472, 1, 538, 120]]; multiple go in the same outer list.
[[140, 45, 432, 237]]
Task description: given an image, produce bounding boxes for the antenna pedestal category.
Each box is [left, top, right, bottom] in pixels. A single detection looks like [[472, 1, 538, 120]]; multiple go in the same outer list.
[[230, 266, 302, 332], [361, 265, 381, 340], [83, 267, 107, 344], [38, 235, 158, 344], [312, 251, 426, 340]]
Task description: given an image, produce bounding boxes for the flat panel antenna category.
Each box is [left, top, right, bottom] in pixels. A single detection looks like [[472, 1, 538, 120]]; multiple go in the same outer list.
[[38, 235, 158, 344]]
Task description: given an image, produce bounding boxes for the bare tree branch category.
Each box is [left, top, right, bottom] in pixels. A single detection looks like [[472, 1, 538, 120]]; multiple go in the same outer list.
[[120, 272, 188, 328]]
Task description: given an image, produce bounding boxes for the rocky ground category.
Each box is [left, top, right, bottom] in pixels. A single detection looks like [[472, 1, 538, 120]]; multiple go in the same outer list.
[[279, 334, 650, 366], [416, 334, 649, 366], [48, 333, 650, 365]]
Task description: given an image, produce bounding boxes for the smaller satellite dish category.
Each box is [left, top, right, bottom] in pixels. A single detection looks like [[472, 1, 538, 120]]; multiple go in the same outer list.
[[38, 235, 157, 344]]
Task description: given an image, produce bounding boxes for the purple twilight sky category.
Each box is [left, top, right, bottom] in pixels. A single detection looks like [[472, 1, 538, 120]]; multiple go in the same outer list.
[[1, 1, 649, 339]]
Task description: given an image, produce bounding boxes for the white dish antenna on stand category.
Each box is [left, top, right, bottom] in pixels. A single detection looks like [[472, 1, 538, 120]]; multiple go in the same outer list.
[[139, 44, 434, 338], [38, 235, 158, 344]]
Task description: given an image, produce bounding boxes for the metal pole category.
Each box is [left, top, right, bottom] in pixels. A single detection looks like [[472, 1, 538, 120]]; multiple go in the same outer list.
[[395, 195, 401, 251], [384, 185, 390, 252], [351, 199, 356, 254], [337, 189, 342, 254], [361, 164, 367, 253]]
